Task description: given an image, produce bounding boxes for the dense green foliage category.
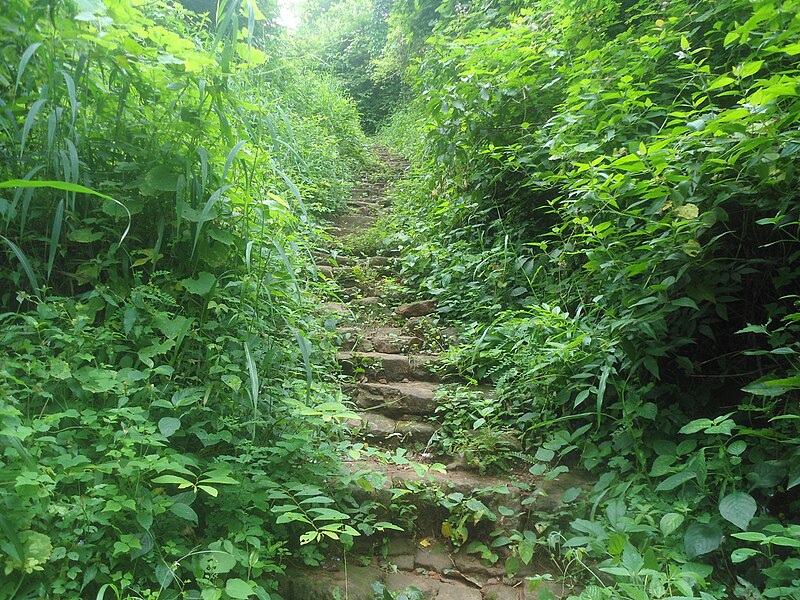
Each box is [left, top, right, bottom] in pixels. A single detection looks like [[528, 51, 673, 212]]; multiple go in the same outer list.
[[296, 0, 403, 132], [374, 0, 800, 596], [0, 1, 384, 597]]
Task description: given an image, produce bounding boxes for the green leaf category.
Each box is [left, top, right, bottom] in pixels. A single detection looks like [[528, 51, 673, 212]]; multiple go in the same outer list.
[[144, 165, 180, 192], [660, 513, 684, 536], [225, 578, 255, 599], [736, 60, 763, 79], [180, 272, 216, 296], [622, 547, 644, 574], [0, 180, 130, 244], [707, 75, 735, 91], [719, 492, 757, 531], [0, 235, 39, 294], [152, 475, 193, 486], [158, 417, 181, 438], [519, 539, 535, 564], [655, 470, 696, 491], [684, 522, 722, 558], [169, 502, 198, 525], [731, 548, 759, 563]]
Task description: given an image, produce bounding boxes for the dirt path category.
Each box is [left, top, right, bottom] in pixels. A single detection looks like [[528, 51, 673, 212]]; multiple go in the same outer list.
[[280, 148, 574, 600]]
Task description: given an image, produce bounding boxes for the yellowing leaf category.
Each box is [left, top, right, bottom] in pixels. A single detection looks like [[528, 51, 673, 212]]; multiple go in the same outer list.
[[674, 203, 699, 219], [655, 19, 665, 27], [418, 537, 433, 548], [441, 521, 452, 538], [681, 35, 690, 50]]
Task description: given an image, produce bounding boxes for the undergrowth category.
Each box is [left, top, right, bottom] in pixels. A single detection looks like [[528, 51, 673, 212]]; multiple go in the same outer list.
[[374, 0, 800, 597]]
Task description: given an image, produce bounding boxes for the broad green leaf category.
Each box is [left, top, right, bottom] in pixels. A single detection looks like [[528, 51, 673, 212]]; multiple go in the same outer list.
[[736, 60, 763, 79], [684, 522, 722, 558], [707, 75, 735, 91], [144, 165, 180, 192], [152, 475, 193, 486], [180, 272, 216, 296], [158, 417, 181, 438], [660, 513, 684, 536], [622, 547, 644, 574], [225, 578, 255, 599], [169, 502, 198, 525], [655, 470, 696, 491], [719, 492, 757, 531], [731, 548, 759, 563]]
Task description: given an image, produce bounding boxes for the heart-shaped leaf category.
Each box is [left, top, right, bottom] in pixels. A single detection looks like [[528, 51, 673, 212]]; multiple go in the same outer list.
[[719, 491, 757, 531]]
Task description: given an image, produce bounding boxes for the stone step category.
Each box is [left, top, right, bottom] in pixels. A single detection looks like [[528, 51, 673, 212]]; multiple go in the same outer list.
[[336, 327, 421, 354], [347, 454, 588, 530], [317, 265, 362, 286], [312, 252, 357, 266], [346, 380, 440, 417], [281, 561, 566, 599], [397, 299, 437, 318], [331, 214, 376, 229], [338, 351, 442, 382], [347, 412, 437, 446]]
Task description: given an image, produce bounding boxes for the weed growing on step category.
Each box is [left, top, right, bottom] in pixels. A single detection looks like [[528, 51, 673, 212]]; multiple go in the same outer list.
[[430, 385, 520, 473]]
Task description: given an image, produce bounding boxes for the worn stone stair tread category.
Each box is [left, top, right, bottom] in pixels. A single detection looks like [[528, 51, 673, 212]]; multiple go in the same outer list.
[[347, 412, 437, 444], [281, 562, 566, 599], [338, 351, 442, 382], [336, 327, 424, 353], [347, 380, 440, 416], [347, 455, 585, 516], [332, 214, 376, 228]]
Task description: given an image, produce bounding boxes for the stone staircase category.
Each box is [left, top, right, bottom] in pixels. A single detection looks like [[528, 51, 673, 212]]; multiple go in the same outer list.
[[280, 148, 572, 600]]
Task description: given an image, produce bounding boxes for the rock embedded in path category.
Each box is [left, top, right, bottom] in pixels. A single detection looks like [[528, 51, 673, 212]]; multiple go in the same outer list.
[[320, 302, 350, 316], [349, 380, 440, 416], [396, 299, 437, 318]]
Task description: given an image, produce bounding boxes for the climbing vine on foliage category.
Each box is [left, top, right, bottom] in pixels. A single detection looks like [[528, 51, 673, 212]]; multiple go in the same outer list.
[[375, 0, 800, 596]]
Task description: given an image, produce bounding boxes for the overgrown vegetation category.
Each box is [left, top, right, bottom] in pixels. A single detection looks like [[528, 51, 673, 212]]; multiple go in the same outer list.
[[0, 0, 383, 597], [372, 0, 800, 596], [3, 0, 799, 597]]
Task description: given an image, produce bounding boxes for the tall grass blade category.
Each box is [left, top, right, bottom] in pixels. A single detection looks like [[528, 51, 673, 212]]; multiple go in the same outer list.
[[290, 325, 313, 400], [62, 70, 77, 126], [197, 147, 209, 191], [267, 234, 299, 296], [6, 165, 43, 228], [192, 184, 231, 258], [0, 513, 24, 564], [222, 140, 246, 185], [20, 97, 47, 158], [14, 42, 42, 96], [244, 340, 259, 420], [1, 234, 39, 294], [271, 163, 308, 221], [0, 179, 131, 244], [46, 198, 64, 278]]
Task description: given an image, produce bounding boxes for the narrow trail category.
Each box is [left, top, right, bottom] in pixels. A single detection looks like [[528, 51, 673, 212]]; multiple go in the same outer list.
[[281, 149, 575, 600]]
